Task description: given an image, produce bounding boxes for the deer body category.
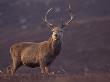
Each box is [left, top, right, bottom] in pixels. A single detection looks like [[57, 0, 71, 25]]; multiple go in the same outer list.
[[7, 5, 74, 75], [11, 37, 61, 68], [21, 38, 61, 66]]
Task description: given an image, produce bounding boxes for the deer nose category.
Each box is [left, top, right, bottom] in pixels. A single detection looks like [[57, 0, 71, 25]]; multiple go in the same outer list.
[[55, 34, 58, 37]]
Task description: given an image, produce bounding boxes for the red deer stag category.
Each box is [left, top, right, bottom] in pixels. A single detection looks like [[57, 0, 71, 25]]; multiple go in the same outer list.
[[7, 5, 74, 75]]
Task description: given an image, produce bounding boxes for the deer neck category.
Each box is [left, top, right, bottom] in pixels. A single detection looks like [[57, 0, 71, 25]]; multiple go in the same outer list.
[[48, 36, 62, 55]]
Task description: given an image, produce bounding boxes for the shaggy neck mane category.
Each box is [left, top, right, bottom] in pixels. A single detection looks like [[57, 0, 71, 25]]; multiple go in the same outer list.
[[48, 36, 62, 56]]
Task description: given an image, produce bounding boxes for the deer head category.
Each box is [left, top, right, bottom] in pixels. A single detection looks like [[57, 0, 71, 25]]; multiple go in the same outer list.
[[43, 5, 75, 41]]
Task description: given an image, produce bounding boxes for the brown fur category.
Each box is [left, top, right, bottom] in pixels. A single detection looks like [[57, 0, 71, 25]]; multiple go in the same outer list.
[[7, 5, 73, 75], [7, 36, 62, 75]]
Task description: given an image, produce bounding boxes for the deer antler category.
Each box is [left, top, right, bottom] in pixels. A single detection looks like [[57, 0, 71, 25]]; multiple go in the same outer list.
[[43, 8, 54, 27], [62, 5, 75, 27]]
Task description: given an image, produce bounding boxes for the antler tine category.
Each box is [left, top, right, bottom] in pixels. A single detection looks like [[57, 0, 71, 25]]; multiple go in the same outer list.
[[64, 5, 74, 26], [44, 8, 54, 27]]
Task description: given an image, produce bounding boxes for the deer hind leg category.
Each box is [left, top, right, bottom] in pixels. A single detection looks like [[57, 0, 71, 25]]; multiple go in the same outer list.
[[9, 53, 22, 75], [7, 61, 17, 75], [9, 48, 22, 75], [10, 57, 22, 75], [6, 63, 17, 75], [6, 64, 13, 74]]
